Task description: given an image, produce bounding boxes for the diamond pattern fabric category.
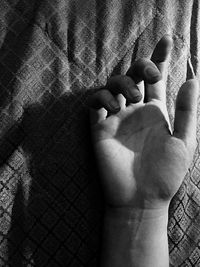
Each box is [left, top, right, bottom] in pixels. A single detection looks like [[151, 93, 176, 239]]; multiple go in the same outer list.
[[0, 0, 200, 266]]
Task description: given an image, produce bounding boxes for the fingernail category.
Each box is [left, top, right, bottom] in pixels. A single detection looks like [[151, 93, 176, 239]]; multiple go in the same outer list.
[[144, 67, 161, 83], [127, 90, 142, 102], [109, 100, 120, 111], [132, 93, 142, 102]]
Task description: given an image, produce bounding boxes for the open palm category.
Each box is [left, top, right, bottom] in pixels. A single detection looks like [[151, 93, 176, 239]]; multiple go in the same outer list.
[[89, 36, 199, 209]]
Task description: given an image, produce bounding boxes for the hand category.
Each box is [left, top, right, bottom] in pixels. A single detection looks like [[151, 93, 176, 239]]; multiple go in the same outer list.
[[88, 35, 199, 210]]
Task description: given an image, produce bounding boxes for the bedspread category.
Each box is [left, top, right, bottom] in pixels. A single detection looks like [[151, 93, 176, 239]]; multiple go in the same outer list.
[[0, 0, 200, 266]]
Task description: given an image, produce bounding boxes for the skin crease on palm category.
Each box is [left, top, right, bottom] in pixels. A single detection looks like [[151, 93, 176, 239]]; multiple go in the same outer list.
[[88, 34, 199, 211]]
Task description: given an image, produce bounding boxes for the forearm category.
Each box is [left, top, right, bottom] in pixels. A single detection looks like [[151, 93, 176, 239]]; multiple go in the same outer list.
[[101, 207, 169, 267]]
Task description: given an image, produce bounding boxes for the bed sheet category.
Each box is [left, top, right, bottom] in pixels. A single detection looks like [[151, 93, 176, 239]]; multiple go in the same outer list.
[[0, 0, 200, 266]]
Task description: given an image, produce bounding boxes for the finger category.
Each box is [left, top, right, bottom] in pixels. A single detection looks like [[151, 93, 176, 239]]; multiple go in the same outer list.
[[145, 79, 166, 102], [174, 79, 199, 145], [90, 107, 107, 125], [126, 58, 162, 84], [116, 93, 126, 109], [106, 75, 142, 103], [137, 81, 145, 102], [151, 34, 173, 76], [87, 89, 120, 113]]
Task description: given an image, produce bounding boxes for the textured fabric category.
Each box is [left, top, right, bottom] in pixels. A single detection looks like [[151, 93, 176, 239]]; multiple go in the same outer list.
[[0, 0, 200, 266]]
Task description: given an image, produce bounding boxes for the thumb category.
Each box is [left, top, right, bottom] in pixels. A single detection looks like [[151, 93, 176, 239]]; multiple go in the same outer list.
[[174, 79, 199, 145]]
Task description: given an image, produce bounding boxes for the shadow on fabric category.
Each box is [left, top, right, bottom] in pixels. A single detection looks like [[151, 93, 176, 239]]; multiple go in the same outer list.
[[2, 90, 104, 266]]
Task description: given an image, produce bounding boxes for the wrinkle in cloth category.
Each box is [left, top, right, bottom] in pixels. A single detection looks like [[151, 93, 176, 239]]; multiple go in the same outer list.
[[0, 0, 200, 266]]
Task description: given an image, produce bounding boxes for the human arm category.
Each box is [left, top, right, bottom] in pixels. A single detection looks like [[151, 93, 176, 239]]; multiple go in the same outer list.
[[101, 206, 169, 267], [88, 35, 199, 266]]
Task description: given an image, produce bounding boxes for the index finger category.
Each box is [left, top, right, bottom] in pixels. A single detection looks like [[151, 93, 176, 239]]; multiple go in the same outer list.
[[151, 34, 173, 76]]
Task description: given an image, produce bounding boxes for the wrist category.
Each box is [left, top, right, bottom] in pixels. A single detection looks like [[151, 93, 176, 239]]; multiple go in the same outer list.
[[101, 206, 169, 267], [104, 206, 169, 245], [105, 204, 169, 221]]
